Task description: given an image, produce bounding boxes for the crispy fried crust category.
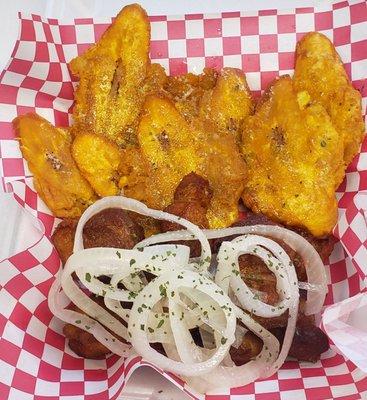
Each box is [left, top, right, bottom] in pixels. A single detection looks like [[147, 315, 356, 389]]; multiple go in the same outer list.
[[164, 68, 218, 122], [229, 331, 263, 365], [118, 146, 151, 203], [52, 219, 78, 264], [82, 208, 144, 249], [137, 95, 246, 228], [161, 172, 213, 231], [241, 76, 345, 237], [272, 325, 329, 362], [160, 173, 213, 257], [294, 32, 365, 167], [199, 68, 254, 142], [64, 298, 127, 359], [59, 209, 144, 358], [71, 133, 122, 197], [70, 4, 150, 146], [13, 113, 96, 218], [52, 208, 145, 265]]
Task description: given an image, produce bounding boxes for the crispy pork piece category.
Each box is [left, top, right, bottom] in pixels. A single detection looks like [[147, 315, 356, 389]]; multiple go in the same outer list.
[[70, 4, 150, 146], [52, 208, 145, 265], [199, 68, 254, 142], [161, 172, 213, 231], [82, 208, 144, 249], [229, 331, 263, 365], [253, 297, 314, 330], [271, 325, 329, 362], [213, 212, 334, 283], [71, 133, 122, 197], [294, 32, 365, 167], [241, 76, 345, 237], [160, 173, 213, 257], [64, 297, 128, 359], [230, 321, 329, 365], [137, 95, 246, 228], [60, 208, 144, 358], [13, 113, 96, 218], [52, 219, 78, 264]]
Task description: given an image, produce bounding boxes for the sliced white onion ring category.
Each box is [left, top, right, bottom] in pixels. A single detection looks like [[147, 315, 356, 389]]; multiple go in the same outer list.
[[61, 245, 190, 342], [186, 306, 279, 394], [73, 196, 212, 271], [138, 225, 326, 315], [128, 269, 236, 377], [215, 233, 299, 382], [48, 276, 131, 356], [216, 236, 294, 318]]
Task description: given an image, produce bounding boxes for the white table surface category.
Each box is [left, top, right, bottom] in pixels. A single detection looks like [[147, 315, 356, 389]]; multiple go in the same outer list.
[[0, 1, 326, 398]]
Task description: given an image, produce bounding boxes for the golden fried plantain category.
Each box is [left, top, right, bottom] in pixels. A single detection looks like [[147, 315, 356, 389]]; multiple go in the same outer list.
[[164, 68, 218, 122], [137, 95, 246, 228], [118, 146, 151, 203], [241, 76, 344, 237], [13, 113, 96, 217], [199, 68, 254, 142], [294, 32, 365, 167], [137, 95, 202, 209], [70, 4, 150, 146], [71, 133, 121, 197], [71, 64, 167, 196]]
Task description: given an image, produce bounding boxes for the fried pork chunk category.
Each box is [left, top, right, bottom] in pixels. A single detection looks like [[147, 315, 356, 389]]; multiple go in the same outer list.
[[53, 208, 144, 358], [294, 32, 365, 167], [13, 113, 96, 218], [64, 299, 112, 360], [222, 213, 332, 364], [161, 172, 213, 231], [51, 219, 78, 265], [160, 172, 213, 257], [51, 208, 145, 264], [241, 76, 345, 237]]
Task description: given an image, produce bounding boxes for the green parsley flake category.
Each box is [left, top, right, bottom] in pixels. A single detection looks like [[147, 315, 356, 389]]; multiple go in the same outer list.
[[157, 319, 164, 329], [159, 284, 167, 297]]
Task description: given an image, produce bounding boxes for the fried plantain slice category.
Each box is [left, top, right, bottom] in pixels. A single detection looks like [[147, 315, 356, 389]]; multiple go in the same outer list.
[[70, 4, 150, 146], [241, 76, 344, 237], [13, 113, 96, 217], [164, 68, 218, 122], [199, 68, 254, 142], [294, 32, 365, 167], [137, 95, 246, 228], [71, 133, 122, 197], [137, 95, 202, 210]]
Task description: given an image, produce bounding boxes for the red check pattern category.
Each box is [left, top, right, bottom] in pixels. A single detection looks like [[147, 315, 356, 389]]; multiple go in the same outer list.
[[0, 1, 367, 399]]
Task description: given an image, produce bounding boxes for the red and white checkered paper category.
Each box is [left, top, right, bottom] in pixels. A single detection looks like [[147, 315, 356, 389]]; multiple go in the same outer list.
[[0, 1, 367, 399]]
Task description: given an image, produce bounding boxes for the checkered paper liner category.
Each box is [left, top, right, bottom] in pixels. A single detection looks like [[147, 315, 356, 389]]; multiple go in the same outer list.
[[0, 1, 367, 399]]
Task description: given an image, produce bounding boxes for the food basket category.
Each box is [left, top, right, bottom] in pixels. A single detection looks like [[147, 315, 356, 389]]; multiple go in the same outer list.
[[0, 0, 366, 398]]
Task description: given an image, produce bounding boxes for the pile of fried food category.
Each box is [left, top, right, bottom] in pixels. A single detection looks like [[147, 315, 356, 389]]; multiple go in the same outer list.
[[12, 3, 365, 393]]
